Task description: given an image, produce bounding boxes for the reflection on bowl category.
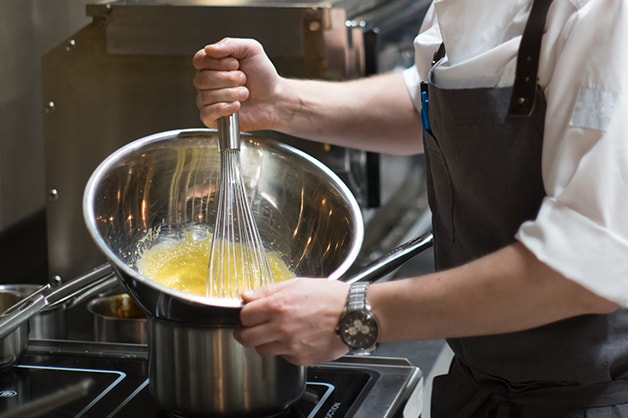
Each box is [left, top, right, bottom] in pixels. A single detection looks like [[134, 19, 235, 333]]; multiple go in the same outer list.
[[87, 294, 147, 344]]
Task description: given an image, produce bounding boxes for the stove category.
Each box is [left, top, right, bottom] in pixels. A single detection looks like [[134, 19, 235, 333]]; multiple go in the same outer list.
[[0, 340, 422, 418]]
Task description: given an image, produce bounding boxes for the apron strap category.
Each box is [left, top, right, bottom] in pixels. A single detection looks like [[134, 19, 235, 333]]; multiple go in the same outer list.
[[508, 0, 554, 116], [429, 0, 555, 118], [432, 43, 446, 66]]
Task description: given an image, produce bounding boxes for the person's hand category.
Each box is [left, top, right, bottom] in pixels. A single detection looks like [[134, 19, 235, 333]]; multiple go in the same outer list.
[[192, 37, 284, 131], [234, 278, 351, 366]]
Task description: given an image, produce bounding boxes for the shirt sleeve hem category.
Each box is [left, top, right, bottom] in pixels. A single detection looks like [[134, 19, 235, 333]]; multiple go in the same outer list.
[[516, 198, 628, 305], [402, 66, 423, 114]]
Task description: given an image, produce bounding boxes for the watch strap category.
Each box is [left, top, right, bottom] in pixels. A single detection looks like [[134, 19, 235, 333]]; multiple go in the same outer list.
[[346, 282, 370, 312]]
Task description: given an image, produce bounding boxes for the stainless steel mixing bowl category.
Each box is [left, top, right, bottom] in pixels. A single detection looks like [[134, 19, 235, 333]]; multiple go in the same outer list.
[[83, 128, 363, 318], [82, 128, 364, 417]]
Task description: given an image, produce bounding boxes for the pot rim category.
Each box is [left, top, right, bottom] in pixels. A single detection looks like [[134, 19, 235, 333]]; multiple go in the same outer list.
[[83, 128, 364, 310], [86, 293, 147, 321]]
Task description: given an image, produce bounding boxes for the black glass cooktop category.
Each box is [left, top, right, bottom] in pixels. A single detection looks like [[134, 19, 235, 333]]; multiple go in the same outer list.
[[0, 340, 422, 418]]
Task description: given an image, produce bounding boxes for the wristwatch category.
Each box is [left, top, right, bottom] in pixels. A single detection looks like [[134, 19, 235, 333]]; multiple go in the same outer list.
[[337, 282, 380, 355]]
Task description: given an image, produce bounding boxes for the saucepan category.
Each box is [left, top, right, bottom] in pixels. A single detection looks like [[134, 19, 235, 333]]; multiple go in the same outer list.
[[0, 264, 118, 368], [82, 128, 433, 417], [87, 293, 147, 344], [0, 276, 117, 341], [0, 284, 67, 340], [0, 289, 28, 370]]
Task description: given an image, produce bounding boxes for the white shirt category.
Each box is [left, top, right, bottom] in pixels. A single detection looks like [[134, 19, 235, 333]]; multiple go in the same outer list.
[[403, 0, 628, 304]]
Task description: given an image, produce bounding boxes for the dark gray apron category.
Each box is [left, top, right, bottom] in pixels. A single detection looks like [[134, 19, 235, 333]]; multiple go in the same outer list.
[[423, 0, 628, 416]]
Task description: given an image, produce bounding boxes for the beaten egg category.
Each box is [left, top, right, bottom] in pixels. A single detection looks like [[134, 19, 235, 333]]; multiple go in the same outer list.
[[135, 232, 294, 297]]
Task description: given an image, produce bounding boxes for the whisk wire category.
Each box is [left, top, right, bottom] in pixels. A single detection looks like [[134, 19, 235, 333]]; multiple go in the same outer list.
[[208, 139, 273, 299]]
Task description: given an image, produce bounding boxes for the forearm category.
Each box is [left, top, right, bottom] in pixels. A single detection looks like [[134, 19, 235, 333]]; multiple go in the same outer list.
[[273, 72, 423, 155], [370, 242, 619, 342]]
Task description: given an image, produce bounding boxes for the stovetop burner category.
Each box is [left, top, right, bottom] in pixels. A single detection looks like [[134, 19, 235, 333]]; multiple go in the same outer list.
[[0, 340, 422, 418]]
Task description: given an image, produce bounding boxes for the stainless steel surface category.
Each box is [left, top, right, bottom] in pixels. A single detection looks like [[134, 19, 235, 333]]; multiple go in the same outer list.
[[42, 1, 359, 280], [211, 112, 273, 299], [217, 113, 241, 151], [343, 231, 433, 284], [39, 0, 432, 281], [83, 128, 364, 317], [83, 128, 363, 416], [149, 316, 306, 417], [0, 290, 28, 369], [0, 0, 91, 233], [0, 284, 67, 339], [87, 293, 147, 344], [0, 264, 115, 340]]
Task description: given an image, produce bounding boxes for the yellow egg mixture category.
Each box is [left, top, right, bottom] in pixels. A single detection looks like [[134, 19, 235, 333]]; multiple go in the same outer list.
[[135, 233, 294, 297]]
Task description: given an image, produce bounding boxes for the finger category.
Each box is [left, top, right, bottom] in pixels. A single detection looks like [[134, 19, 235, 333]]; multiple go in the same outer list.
[[193, 69, 246, 90], [195, 84, 248, 106], [192, 49, 239, 71], [254, 340, 293, 358], [233, 321, 277, 348], [240, 279, 300, 305], [198, 102, 241, 128]]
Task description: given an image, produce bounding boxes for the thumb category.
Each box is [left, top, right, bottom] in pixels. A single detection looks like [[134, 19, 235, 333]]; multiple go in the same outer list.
[[241, 278, 297, 303], [206, 37, 265, 63]]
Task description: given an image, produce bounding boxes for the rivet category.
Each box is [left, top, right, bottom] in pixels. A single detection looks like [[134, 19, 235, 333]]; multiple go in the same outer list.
[[44, 101, 56, 115], [65, 39, 77, 52], [48, 188, 60, 201]]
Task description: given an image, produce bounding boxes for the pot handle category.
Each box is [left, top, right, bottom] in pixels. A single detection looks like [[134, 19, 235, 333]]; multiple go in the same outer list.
[[0, 292, 48, 339], [0, 263, 116, 339], [341, 232, 433, 284]]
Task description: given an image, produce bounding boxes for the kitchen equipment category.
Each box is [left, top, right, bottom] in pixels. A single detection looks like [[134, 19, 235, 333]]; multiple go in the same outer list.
[[0, 290, 28, 370], [148, 230, 432, 418], [0, 284, 67, 340], [5, 339, 423, 418], [39, 0, 432, 283], [149, 316, 304, 418], [83, 128, 364, 417], [209, 113, 273, 300], [0, 264, 117, 343], [0, 377, 94, 418], [87, 293, 147, 344], [343, 231, 433, 284], [83, 128, 364, 315]]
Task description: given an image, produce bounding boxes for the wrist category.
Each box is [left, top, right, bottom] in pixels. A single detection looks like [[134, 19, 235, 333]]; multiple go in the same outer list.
[[336, 282, 380, 355]]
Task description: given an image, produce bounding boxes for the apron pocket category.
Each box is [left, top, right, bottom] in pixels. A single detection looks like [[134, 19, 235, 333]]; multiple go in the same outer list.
[[423, 131, 455, 241]]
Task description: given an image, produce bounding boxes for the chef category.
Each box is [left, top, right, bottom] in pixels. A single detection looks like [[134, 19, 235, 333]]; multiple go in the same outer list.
[[192, 0, 628, 416]]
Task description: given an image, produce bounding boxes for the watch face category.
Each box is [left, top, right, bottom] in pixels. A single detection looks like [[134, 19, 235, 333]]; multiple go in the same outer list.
[[339, 310, 379, 349]]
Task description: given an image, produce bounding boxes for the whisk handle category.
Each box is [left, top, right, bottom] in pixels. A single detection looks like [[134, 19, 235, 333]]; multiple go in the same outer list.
[[218, 113, 240, 151]]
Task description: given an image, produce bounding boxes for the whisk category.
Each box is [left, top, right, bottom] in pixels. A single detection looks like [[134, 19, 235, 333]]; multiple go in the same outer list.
[[207, 112, 273, 299]]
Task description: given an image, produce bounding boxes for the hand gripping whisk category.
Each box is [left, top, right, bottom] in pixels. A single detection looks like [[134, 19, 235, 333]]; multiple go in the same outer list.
[[207, 112, 273, 299]]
